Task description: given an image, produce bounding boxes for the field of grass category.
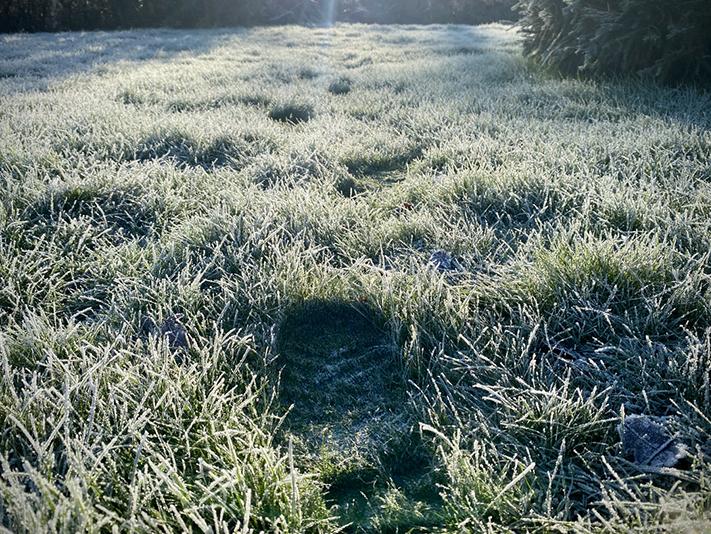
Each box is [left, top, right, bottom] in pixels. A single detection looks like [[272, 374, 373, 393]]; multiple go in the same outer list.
[[1, 23, 710, 533]]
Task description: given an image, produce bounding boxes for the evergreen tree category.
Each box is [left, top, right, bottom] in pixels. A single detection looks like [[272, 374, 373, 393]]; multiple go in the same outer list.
[[516, 0, 711, 83]]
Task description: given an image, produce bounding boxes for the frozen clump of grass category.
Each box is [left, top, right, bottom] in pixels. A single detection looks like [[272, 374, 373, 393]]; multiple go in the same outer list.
[[134, 132, 247, 169], [238, 93, 272, 108], [246, 150, 338, 189], [115, 87, 161, 107], [299, 67, 320, 80], [341, 144, 423, 176], [328, 77, 352, 95], [268, 102, 315, 124], [24, 183, 158, 242]]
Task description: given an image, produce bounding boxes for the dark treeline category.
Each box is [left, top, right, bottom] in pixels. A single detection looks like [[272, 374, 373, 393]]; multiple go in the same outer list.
[[0, 0, 518, 33]]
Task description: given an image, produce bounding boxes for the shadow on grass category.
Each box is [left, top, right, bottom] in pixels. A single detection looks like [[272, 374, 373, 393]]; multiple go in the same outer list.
[[0, 27, 240, 92], [276, 299, 442, 531]]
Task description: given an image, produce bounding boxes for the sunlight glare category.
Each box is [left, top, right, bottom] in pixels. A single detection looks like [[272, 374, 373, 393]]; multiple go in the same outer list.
[[324, 0, 337, 27]]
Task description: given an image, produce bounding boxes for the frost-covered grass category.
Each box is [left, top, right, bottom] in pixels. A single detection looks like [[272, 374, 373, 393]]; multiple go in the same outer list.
[[1, 23, 710, 533]]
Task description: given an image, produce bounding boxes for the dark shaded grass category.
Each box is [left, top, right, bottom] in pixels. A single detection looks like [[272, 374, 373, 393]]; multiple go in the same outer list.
[[268, 102, 315, 124], [22, 184, 158, 242]]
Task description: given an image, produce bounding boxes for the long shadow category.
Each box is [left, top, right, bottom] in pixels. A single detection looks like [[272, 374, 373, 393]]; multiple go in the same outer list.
[[594, 82, 711, 131], [395, 24, 710, 131], [0, 27, 244, 93]]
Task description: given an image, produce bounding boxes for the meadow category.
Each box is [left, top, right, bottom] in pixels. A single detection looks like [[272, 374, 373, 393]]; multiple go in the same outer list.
[[0, 23, 710, 532]]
